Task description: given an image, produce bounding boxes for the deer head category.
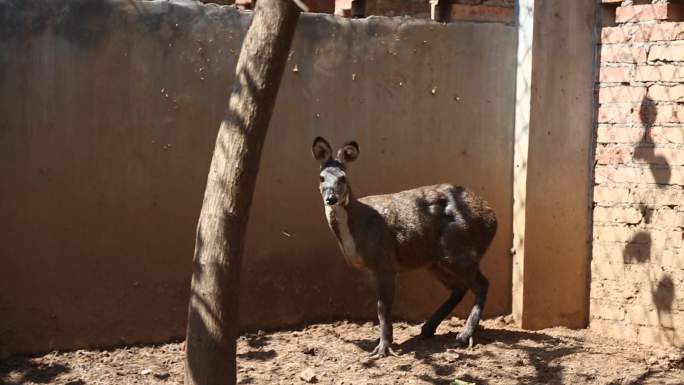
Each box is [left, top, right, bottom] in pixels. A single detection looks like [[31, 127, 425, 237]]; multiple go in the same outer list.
[[311, 136, 359, 206]]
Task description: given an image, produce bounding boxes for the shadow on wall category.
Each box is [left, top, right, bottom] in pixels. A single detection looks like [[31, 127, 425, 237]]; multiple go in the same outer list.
[[621, 95, 677, 345], [185, 50, 267, 381], [636, 96, 671, 185]]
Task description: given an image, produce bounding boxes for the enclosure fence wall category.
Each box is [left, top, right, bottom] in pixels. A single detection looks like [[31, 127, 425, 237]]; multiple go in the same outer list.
[[0, 0, 515, 353], [593, 1, 684, 347]]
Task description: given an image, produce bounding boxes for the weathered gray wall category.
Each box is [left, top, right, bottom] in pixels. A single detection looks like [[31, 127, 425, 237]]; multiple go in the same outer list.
[[0, 0, 515, 353]]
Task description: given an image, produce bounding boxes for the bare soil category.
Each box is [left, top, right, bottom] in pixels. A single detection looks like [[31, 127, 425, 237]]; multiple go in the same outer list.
[[2, 316, 683, 385]]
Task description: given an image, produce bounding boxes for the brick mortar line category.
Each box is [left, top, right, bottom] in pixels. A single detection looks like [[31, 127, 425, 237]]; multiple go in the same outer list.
[[597, 80, 684, 87], [596, 142, 684, 146], [593, 222, 684, 230], [599, 101, 684, 106], [596, 125, 681, 129], [598, 82, 684, 87], [592, 219, 684, 225], [589, 259, 684, 271], [596, 163, 684, 168], [594, 207, 684, 212], [594, 202, 684, 206]]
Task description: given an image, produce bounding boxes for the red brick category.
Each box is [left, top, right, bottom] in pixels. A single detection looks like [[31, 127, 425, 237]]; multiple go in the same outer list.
[[600, 125, 684, 145], [633, 22, 684, 42], [648, 43, 684, 62], [632, 23, 655, 43], [591, 277, 635, 300], [597, 105, 637, 124], [594, 165, 684, 185], [635, 64, 684, 82], [593, 225, 680, 249], [599, 85, 647, 103], [601, 26, 635, 44], [591, 260, 627, 282], [591, 300, 626, 321], [629, 186, 684, 205], [600, 65, 635, 83], [632, 278, 683, 307], [596, 125, 645, 144], [661, 247, 684, 269], [593, 185, 631, 204], [594, 206, 643, 224], [599, 104, 684, 124], [596, 145, 635, 165], [593, 242, 641, 265], [607, 23, 684, 44], [648, 84, 684, 102], [653, 104, 684, 124], [601, 44, 648, 64], [451, 5, 514, 23], [647, 207, 684, 229], [650, 126, 684, 144], [633, 147, 684, 166], [616, 4, 684, 24], [628, 307, 665, 327]]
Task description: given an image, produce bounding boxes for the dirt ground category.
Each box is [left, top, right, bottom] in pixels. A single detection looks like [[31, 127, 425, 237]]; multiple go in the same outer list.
[[2, 316, 683, 385]]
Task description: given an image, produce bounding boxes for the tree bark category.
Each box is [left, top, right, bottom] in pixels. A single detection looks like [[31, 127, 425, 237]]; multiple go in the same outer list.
[[184, 2, 300, 385]]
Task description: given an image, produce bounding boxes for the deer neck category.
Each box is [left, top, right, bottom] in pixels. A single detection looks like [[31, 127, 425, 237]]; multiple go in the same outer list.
[[324, 194, 363, 268]]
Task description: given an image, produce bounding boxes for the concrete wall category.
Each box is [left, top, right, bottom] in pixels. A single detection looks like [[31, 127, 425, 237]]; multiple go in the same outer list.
[[512, 0, 596, 329], [0, 0, 515, 353], [592, 3, 684, 347]]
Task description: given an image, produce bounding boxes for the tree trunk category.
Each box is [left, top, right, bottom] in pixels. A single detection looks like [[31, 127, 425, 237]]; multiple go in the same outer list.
[[184, 2, 300, 385]]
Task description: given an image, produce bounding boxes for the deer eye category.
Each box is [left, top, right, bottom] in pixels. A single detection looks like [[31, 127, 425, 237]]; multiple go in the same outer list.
[[319, 176, 324, 182], [339, 176, 346, 183]]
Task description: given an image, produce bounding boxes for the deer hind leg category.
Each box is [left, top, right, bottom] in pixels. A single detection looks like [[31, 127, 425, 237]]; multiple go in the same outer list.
[[455, 269, 488, 346], [420, 265, 467, 338], [437, 223, 489, 346]]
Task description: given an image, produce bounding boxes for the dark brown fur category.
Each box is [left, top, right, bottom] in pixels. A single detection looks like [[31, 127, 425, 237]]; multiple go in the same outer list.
[[354, 184, 497, 272]]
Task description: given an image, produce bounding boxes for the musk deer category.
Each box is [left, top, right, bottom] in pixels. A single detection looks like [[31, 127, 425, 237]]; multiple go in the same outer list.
[[311, 137, 497, 356]]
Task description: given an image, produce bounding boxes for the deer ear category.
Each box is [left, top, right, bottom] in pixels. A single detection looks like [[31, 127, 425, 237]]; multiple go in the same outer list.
[[312, 136, 332, 163], [336, 141, 360, 164]]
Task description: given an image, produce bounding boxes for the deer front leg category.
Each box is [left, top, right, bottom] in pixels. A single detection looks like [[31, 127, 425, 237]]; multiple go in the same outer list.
[[371, 271, 396, 357]]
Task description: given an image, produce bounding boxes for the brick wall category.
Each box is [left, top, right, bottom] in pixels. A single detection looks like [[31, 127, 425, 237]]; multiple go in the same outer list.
[[208, 0, 516, 23], [359, 0, 515, 23], [593, 2, 684, 347]]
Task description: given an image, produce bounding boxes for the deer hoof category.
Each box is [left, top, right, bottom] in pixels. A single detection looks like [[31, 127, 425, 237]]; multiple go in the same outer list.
[[452, 335, 475, 349], [370, 341, 397, 357]]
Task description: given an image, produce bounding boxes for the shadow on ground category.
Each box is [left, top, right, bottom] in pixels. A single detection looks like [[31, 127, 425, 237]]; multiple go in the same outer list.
[[345, 324, 586, 385], [0, 356, 72, 385]]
